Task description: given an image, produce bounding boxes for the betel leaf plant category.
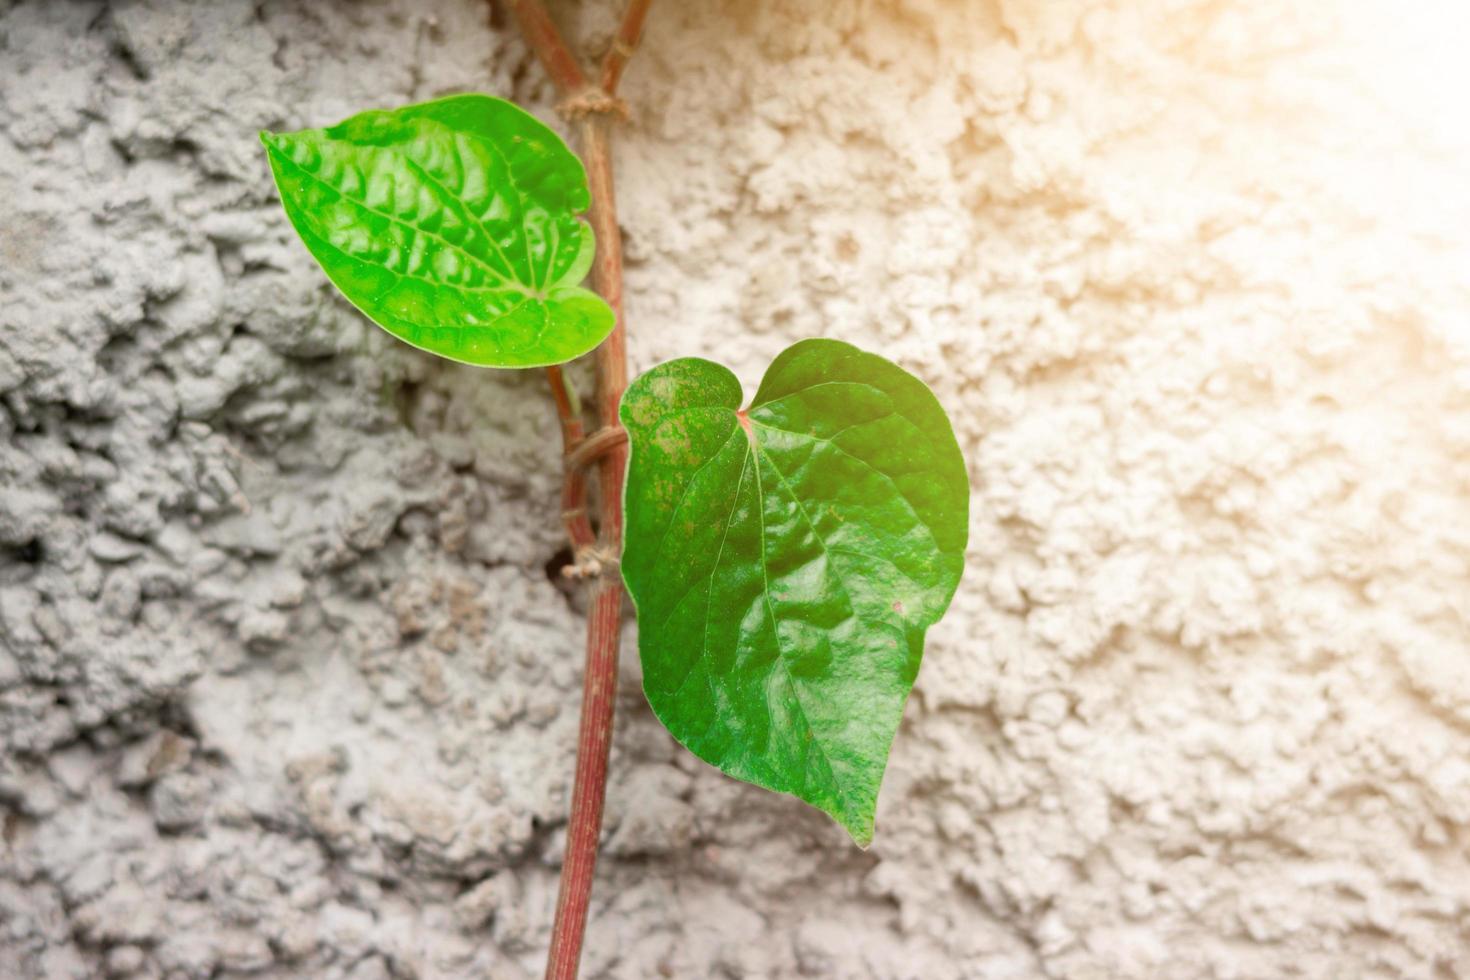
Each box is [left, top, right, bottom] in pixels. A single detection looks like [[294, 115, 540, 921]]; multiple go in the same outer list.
[[621, 345, 967, 845], [261, 94, 613, 368], [258, 2, 968, 978]]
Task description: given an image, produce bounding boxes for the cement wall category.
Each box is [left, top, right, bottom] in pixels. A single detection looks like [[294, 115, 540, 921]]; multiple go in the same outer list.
[[3, 0, 1469, 977]]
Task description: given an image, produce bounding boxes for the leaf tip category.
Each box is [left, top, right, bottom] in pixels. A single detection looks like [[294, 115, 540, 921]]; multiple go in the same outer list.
[[843, 815, 875, 850]]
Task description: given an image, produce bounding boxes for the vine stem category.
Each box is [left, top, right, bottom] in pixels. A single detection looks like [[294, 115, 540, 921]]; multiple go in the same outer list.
[[546, 365, 595, 556], [598, 0, 652, 95], [506, 2, 646, 978], [507, 0, 589, 94]]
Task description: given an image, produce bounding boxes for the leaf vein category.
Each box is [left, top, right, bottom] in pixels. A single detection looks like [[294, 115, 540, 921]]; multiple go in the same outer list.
[[269, 144, 525, 294], [750, 417, 951, 559], [395, 149, 522, 285], [749, 438, 850, 817]]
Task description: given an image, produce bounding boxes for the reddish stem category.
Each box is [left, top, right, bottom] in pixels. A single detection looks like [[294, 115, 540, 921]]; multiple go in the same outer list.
[[579, 113, 630, 548], [543, 576, 621, 980], [566, 424, 627, 473], [546, 365, 596, 555], [599, 0, 653, 95], [542, 112, 632, 980], [505, 3, 647, 979], [507, 0, 589, 94]]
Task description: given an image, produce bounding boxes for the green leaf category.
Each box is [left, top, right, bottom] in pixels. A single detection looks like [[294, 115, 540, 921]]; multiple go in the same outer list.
[[261, 94, 613, 368], [621, 339, 969, 845]]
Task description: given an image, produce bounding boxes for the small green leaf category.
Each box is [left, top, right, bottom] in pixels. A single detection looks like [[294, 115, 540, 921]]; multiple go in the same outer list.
[[261, 94, 613, 368], [621, 339, 969, 845]]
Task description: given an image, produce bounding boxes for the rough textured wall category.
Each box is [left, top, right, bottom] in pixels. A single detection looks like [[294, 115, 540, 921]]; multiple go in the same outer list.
[[3, 0, 1470, 977]]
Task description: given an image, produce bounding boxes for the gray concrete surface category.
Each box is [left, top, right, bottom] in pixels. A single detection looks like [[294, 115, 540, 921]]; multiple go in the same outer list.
[[3, 0, 1470, 977]]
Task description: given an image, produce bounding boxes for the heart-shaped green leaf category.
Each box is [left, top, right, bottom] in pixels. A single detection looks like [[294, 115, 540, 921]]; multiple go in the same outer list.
[[261, 94, 613, 368], [621, 339, 968, 845]]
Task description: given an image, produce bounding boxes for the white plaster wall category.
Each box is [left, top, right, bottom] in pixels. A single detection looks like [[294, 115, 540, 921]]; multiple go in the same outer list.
[[2, 1, 1469, 977]]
